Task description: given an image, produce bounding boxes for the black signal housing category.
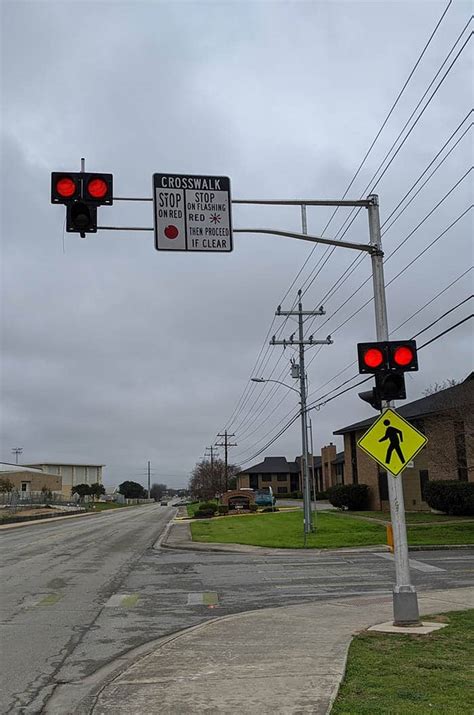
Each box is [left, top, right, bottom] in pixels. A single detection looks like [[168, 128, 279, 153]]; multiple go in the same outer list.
[[51, 173, 81, 204], [83, 173, 113, 205], [357, 340, 418, 374]]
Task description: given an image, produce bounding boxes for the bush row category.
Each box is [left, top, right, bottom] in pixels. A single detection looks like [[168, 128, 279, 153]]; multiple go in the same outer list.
[[327, 484, 369, 511], [424, 480, 474, 516]]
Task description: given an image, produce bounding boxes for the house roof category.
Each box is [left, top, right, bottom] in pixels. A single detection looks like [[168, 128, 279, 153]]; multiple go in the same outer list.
[[334, 372, 474, 435], [24, 462, 105, 467], [238, 456, 300, 475], [0, 463, 45, 474]]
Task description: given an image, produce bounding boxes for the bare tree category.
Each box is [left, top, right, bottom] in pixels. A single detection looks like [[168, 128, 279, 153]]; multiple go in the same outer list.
[[422, 378, 460, 396], [150, 483, 167, 501], [188, 459, 240, 500]]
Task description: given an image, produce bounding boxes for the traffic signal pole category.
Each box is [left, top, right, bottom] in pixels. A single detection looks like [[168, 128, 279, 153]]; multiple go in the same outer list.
[[78, 187, 420, 622], [368, 195, 420, 626]]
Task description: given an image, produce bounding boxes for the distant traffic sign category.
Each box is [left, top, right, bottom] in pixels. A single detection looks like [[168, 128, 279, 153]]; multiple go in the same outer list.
[[357, 408, 428, 476], [153, 173, 232, 252]]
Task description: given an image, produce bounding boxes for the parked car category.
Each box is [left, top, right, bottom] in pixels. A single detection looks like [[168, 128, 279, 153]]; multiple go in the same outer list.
[[254, 487, 276, 507], [160, 500, 168, 506]]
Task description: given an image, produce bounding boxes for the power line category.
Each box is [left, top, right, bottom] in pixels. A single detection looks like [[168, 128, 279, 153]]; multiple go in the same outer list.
[[417, 313, 473, 349], [289, 0, 455, 302], [301, 112, 472, 341], [217, 4, 455, 439], [237, 301, 473, 464], [298, 18, 472, 300]]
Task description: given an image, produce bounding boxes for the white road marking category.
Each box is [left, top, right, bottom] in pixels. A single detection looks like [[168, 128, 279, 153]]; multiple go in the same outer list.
[[375, 553, 445, 572]]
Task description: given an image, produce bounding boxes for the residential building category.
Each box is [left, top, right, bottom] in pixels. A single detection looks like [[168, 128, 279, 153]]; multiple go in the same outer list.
[[236, 457, 301, 495], [24, 462, 104, 497], [0, 463, 62, 494], [334, 373, 473, 511], [236, 449, 344, 496]]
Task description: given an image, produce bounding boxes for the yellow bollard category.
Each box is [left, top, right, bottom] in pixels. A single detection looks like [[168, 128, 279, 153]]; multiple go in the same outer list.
[[386, 523, 394, 553]]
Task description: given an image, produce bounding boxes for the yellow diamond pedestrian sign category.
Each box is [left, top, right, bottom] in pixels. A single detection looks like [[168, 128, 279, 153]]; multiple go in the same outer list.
[[357, 408, 428, 476]]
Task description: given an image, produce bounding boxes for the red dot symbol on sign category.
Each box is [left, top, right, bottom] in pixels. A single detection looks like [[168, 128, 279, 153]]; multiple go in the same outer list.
[[164, 225, 179, 239]]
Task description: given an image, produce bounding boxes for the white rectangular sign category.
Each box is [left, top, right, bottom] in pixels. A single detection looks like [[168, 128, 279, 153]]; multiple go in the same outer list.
[[153, 173, 233, 252]]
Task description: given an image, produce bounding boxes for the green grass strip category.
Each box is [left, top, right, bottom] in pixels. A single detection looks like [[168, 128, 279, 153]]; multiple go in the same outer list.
[[332, 609, 474, 714]]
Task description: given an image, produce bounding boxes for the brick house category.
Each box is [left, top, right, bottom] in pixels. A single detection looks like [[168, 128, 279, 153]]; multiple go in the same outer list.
[[333, 373, 473, 511], [236, 448, 345, 496], [236, 457, 301, 495]]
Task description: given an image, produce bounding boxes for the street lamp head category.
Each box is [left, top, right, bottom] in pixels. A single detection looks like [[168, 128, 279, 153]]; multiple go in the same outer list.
[[251, 377, 265, 383]]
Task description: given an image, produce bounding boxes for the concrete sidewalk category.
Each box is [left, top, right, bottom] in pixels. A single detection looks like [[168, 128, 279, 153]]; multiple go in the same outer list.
[[59, 586, 473, 715]]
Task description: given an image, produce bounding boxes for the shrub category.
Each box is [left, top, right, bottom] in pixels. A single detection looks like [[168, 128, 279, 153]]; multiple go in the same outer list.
[[249, 503, 258, 512], [316, 490, 328, 500], [327, 484, 369, 511], [423, 480, 474, 516], [199, 501, 217, 513], [194, 508, 215, 519], [217, 505, 229, 515]]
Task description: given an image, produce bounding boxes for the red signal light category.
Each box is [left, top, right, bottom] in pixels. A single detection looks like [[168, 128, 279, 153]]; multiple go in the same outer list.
[[363, 347, 384, 369], [87, 178, 108, 199], [393, 345, 414, 367], [56, 176, 77, 198]]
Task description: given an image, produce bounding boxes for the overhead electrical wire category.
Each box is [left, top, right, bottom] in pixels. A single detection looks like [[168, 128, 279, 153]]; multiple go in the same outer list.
[[298, 17, 472, 302], [213, 2, 460, 449], [235, 287, 473, 461], [238, 312, 473, 466]]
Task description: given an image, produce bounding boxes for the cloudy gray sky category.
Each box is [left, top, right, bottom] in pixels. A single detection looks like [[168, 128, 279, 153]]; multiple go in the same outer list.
[[1, 0, 472, 489]]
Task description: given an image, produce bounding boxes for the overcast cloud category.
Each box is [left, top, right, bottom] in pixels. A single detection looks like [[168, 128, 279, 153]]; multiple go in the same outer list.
[[1, 0, 472, 489]]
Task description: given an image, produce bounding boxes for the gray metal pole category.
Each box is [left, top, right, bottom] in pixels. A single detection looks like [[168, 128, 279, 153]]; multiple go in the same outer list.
[[298, 290, 313, 541], [367, 194, 420, 626], [309, 417, 317, 527], [147, 460, 151, 500]]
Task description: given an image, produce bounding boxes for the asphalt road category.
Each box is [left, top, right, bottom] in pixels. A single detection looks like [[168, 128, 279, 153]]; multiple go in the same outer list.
[[0, 504, 171, 714], [1, 506, 473, 714]]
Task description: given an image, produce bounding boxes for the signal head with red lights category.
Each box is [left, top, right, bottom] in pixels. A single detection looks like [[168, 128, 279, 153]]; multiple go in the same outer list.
[[51, 172, 113, 205], [357, 340, 418, 374]]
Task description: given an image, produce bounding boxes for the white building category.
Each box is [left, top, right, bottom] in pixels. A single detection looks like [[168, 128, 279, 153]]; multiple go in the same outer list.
[[25, 462, 104, 497]]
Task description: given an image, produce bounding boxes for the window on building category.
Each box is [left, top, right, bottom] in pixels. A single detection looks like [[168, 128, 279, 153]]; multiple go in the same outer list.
[[21, 482, 29, 492], [350, 433, 358, 484], [277, 487, 288, 494], [454, 421, 468, 481], [419, 470, 429, 501], [277, 475, 287, 482], [378, 471, 388, 501]]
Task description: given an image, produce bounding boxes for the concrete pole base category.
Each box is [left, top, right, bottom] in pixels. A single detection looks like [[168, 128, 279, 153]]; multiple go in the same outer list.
[[393, 586, 420, 626]]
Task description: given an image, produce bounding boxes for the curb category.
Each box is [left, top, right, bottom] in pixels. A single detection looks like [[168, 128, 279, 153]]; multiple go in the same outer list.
[[0, 510, 101, 531], [160, 523, 473, 555]]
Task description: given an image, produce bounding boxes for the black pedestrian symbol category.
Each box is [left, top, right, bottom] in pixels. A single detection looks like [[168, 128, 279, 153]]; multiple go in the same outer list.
[[379, 419, 405, 465]]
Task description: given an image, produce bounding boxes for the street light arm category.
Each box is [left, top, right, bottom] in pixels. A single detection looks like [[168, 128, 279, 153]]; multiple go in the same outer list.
[[251, 377, 301, 396]]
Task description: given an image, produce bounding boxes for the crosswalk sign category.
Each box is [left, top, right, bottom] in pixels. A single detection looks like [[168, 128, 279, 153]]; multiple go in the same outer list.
[[357, 408, 428, 476]]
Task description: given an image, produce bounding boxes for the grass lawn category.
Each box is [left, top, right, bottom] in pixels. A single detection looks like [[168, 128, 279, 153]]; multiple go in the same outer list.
[[332, 609, 474, 714], [191, 511, 386, 549], [190, 510, 474, 549], [348, 510, 474, 524]]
